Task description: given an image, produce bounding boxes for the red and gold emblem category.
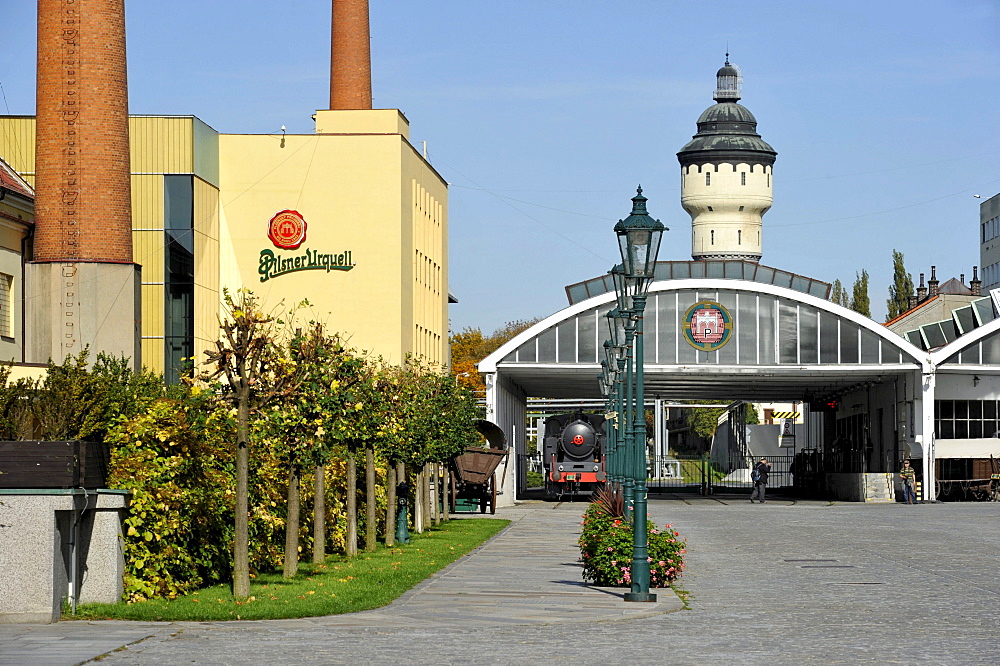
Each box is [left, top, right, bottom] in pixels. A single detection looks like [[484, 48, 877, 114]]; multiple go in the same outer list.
[[267, 209, 308, 250], [683, 300, 733, 351]]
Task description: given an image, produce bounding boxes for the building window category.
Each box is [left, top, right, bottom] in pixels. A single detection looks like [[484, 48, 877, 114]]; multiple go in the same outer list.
[[707, 206, 713, 211], [0, 273, 11, 337], [738, 230, 742, 245], [164, 175, 194, 385], [739, 205, 744, 211], [767, 173, 770, 187], [741, 172, 746, 186], [935, 399, 998, 440], [706, 173, 711, 186], [711, 230, 715, 245]]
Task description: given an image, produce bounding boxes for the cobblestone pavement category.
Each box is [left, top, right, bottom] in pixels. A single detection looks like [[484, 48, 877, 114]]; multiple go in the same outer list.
[[2, 497, 999, 664]]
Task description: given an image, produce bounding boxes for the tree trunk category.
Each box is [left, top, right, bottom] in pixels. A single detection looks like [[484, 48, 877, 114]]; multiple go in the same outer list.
[[233, 396, 251, 598], [423, 463, 432, 528], [434, 463, 448, 525], [432, 463, 441, 525], [365, 444, 376, 552], [283, 462, 301, 578], [384, 464, 396, 547], [413, 466, 424, 534], [346, 453, 358, 556], [312, 464, 325, 563], [397, 461, 406, 533]]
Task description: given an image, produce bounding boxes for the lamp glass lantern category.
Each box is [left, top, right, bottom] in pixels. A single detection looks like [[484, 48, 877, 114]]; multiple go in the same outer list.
[[605, 308, 627, 350], [614, 186, 666, 281]]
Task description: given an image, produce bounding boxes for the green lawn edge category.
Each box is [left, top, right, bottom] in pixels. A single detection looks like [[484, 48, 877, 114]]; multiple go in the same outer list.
[[67, 518, 510, 622]]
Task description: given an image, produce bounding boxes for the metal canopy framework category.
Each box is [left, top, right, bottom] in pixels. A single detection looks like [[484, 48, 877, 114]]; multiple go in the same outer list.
[[481, 279, 928, 403]]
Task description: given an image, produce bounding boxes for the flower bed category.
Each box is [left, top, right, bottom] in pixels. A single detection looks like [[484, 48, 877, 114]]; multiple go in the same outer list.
[[578, 498, 685, 588]]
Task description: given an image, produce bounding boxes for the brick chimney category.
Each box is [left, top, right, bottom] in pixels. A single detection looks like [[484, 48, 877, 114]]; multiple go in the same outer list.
[[916, 273, 926, 304], [928, 266, 939, 297], [971, 266, 982, 296], [330, 0, 372, 110], [30, 0, 139, 369], [35, 0, 132, 263]]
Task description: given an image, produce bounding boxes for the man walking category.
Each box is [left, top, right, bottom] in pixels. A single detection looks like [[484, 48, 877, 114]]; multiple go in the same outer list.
[[750, 457, 771, 503], [899, 459, 917, 504]]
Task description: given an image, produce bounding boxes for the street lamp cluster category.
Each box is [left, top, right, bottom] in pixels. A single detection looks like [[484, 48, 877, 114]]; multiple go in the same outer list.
[[599, 186, 666, 603]]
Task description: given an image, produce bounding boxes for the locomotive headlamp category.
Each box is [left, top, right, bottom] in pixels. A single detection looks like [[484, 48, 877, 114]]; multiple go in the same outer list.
[[614, 186, 666, 285]]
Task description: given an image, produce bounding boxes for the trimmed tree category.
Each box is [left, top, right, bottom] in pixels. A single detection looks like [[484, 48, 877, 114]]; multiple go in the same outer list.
[[200, 289, 303, 598]]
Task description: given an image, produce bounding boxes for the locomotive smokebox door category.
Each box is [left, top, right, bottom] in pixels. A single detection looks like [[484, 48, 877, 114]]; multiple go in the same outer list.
[[561, 419, 598, 460]]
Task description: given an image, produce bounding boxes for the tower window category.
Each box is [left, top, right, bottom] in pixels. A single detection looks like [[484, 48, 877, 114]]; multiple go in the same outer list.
[[741, 172, 746, 185], [707, 206, 713, 211], [706, 173, 711, 186], [738, 230, 742, 245], [767, 173, 770, 187], [739, 206, 744, 211], [711, 230, 715, 245]]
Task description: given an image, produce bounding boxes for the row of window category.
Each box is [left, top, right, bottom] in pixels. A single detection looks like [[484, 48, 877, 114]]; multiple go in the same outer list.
[[981, 214, 1000, 243], [708, 230, 759, 245], [703, 172, 770, 187], [982, 262, 1000, 290], [935, 399, 1000, 439]]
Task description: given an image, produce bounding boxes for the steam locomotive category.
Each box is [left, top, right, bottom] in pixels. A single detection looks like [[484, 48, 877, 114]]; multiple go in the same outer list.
[[543, 412, 607, 499]]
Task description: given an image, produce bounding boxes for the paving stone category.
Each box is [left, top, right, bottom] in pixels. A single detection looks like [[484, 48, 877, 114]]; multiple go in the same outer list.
[[2, 498, 999, 664]]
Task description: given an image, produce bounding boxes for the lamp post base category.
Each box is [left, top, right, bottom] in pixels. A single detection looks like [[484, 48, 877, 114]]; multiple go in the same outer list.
[[624, 591, 657, 603]]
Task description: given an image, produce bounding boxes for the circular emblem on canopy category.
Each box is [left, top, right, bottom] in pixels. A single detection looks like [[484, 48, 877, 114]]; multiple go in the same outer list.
[[267, 209, 308, 250], [683, 300, 733, 351]]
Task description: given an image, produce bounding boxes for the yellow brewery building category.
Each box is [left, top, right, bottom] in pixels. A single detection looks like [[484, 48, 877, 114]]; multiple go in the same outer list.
[[0, 109, 448, 381]]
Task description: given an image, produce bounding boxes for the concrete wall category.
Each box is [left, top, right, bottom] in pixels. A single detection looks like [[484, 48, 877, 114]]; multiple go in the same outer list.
[[0, 490, 129, 623], [24, 263, 140, 369]]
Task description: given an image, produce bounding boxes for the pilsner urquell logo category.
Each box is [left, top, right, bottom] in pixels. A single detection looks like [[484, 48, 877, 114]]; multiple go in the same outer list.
[[683, 300, 733, 351], [259, 209, 354, 282], [268, 210, 308, 250]]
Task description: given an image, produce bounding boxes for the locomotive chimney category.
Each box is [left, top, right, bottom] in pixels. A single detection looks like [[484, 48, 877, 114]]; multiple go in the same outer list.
[[329, 0, 372, 110]]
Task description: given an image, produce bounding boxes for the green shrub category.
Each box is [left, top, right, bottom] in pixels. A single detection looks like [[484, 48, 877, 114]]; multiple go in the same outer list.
[[578, 500, 685, 588], [108, 392, 237, 601]]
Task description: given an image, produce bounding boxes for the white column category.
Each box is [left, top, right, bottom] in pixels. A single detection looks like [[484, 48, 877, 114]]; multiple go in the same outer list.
[[919, 371, 936, 502]]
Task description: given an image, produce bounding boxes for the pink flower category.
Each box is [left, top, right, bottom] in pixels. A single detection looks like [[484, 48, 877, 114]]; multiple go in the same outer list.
[[658, 561, 666, 566], [607, 546, 613, 551], [647, 557, 653, 563]]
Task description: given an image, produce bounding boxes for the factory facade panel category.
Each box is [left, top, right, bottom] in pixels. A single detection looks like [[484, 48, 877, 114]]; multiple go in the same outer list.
[[0, 109, 448, 376]]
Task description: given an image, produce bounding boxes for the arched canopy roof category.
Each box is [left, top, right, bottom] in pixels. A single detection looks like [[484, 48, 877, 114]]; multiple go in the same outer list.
[[479, 280, 929, 402], [931, 312, 1000, 369]]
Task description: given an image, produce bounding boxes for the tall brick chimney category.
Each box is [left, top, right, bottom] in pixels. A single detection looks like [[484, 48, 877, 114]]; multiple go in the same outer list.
[[971, 266, 982, 296], [36, 0, 132, 263], [330, 0, 372, 110], [928, 266, 939, 297], [31, 0, 140, 368]]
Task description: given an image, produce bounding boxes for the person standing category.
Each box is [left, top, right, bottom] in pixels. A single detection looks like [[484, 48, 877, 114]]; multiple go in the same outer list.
[[899, 459, 917, 504], [750, 457, 771, 503]]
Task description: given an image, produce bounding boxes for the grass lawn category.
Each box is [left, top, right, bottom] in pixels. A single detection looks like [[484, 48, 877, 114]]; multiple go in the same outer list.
[[66, 518, 509, 622]]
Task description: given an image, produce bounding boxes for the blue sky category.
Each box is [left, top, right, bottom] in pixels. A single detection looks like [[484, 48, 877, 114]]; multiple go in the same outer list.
[[3, 0, 999, 334]]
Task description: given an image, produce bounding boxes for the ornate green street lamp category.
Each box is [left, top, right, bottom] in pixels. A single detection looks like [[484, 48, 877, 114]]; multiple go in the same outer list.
[[614, 186, 666, 603], [607, 288, 636, 513]]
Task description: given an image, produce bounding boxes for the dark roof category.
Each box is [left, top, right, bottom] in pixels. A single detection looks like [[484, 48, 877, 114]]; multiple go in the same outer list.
[[936, 277, 973, 295], [678, 102, 776, 165]]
